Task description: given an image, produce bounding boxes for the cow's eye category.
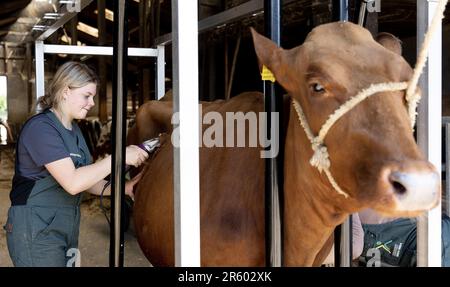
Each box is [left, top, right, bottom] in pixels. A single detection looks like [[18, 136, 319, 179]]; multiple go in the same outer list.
[[312, 83, 325, 93]]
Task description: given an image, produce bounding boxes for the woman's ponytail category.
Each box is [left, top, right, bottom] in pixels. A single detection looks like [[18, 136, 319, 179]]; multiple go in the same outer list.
[[37, 94, 52, 111]]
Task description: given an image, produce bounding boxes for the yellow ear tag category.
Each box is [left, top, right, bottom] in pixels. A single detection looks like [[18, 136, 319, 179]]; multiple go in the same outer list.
[[261, 65, 276, 82]]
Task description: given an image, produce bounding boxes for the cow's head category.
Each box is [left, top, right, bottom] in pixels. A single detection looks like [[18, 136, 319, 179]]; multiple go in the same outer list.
[[251, 22, 440, 217]]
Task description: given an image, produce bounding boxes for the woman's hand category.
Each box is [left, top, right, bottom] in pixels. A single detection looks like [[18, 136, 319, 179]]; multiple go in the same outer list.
[[125, 170, 145, 201], [125, 145, 149, 167]]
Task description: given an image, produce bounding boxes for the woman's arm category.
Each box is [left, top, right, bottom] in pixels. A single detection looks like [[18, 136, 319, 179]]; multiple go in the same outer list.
[[352, 213, 364, 259], [45, 155, 112, 195], [321, 213, 365, 266], [85, 171, 144, 199], [86, 179, 111, 196], [45, 145, 148, 195]]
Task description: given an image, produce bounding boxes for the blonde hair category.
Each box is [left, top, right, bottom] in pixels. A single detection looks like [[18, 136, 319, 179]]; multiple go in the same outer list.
[[37, 61, 98, 111]]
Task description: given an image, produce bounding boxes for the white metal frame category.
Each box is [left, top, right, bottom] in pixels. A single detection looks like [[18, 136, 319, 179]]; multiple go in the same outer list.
[[444, 117, 450, 217], [35, 44, 164, 100], [35, 41, 45, 102], [171, 0, 201, 267], [416, 0, 443, 267], [157, 45, 165, 100]]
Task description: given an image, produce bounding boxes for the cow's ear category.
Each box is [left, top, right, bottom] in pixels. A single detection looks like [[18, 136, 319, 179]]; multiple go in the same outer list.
[[250, 27, 295, 91], [376, 32, 402, 55], [250, 27, 281, 71]]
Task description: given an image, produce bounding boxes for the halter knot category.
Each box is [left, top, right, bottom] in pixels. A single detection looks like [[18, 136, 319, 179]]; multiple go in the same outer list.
[[310, 141, 330, 172]]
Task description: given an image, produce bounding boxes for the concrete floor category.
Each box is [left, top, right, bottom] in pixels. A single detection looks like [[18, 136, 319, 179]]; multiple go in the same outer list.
[[0, 147, 151, 267]]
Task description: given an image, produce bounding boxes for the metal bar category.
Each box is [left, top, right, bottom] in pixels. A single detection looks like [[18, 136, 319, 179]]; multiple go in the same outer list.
[[263, 0, 283, 268], [0, 44, 4, 74], [446, 122, 450, 217], [332, 0, 349, 21], [156, 0, 296, 46], [416, 0, 442, 267], [157, 45, 165, 100], [138, 0, 147, 105], [35, 41, 45, 100], [358, 1, 367, 25], [339, 215, 352, 267], [97, 0, 107, 122], [224, 39, 228, 100], [363, 1, 379, 36], [110, 0, 128, 267], [36, 0, 93, 41], [69, 14, 78, 47], [43, 44, 158, 57], [332, 0, 352, 267], [334, 225, 341, 266], [172, 0, 201, 267], [26, 43, 33, 113]]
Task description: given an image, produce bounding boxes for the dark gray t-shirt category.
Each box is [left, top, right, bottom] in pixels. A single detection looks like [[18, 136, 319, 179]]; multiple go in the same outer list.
[[17, 113, 75, 179]]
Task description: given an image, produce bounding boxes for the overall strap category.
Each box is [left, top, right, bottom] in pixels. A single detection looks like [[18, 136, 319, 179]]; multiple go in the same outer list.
[[45, 110, 92, 167]]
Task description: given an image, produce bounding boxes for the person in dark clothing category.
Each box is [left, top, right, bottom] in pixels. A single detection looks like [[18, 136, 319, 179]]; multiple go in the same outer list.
[[356, 209, 450, 267], [3, 61, 148, 267]]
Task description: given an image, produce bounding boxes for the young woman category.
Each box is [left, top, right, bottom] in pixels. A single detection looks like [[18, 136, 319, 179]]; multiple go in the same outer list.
[[4, 61, 149, 267]]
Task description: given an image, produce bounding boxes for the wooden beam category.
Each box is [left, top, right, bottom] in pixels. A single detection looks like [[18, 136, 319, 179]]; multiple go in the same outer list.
[[36, 0, 93, 41], [0, 17, 18, 27], [0, 0, 30, 16]]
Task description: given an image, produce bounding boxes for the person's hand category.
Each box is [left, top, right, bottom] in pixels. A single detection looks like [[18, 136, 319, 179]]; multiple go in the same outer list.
[[125, 170, 145, 201], [125, 145, 149, 167]]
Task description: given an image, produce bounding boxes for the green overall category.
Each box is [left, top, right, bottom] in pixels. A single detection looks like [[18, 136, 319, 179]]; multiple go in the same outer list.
[[359, 216, 450, 267], [4, 111, 91, 267]]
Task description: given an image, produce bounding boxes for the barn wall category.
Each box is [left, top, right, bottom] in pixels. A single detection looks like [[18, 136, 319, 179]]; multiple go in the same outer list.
[[7, 74, 28, 128], [4, 43, 29, 135]]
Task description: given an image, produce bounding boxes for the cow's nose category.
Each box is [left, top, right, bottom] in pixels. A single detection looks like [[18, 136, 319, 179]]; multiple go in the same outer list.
[[383, 163, 440, 211]]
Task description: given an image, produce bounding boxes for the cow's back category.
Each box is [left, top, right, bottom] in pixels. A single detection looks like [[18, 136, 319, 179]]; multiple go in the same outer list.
[[133, 92, 266, 266]]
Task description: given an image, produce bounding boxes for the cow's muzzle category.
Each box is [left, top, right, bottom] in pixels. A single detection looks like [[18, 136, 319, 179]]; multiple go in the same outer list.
[[380, 161, 440, 212]]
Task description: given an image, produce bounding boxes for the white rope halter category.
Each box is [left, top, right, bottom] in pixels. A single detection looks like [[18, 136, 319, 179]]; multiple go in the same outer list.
[[291, 0, 447, 198]]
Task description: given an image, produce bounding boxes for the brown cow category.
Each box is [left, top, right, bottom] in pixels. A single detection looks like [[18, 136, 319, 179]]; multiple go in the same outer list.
[[130, 22, 440, 266]]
